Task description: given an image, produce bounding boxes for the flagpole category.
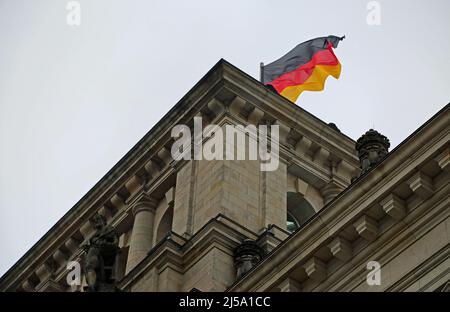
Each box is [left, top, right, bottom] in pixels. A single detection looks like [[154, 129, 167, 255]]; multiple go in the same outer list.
[[260, 62, 264, 83]]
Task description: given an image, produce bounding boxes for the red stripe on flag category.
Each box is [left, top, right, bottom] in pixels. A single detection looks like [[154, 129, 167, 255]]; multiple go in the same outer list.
[[267, 44, 340, 93]]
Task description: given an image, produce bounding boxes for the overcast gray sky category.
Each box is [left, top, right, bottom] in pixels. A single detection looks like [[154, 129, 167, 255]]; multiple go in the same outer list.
[[0, 0, 449, 276]]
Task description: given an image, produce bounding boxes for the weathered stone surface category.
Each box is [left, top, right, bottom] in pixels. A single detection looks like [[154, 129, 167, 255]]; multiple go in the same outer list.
[[0, 60, 447, 294]]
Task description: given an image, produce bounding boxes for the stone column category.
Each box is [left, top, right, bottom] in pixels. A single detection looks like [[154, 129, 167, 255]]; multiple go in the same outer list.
[[126, 194, 158, 274]]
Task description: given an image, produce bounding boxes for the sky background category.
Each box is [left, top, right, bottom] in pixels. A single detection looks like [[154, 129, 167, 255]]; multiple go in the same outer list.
[[0, 0, 449, 276]]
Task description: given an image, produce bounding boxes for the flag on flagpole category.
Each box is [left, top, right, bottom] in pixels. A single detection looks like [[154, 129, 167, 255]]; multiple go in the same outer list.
[[262, 35, 344, 103]]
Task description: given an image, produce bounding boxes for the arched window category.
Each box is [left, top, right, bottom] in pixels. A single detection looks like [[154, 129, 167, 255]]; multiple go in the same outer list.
[[156, 205, 173, 243], [287, 211, 300, 233], [286, 191, 316, 232]]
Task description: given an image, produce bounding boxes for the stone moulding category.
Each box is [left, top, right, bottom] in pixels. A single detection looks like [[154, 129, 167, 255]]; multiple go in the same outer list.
[[227, 104, 449, 292]]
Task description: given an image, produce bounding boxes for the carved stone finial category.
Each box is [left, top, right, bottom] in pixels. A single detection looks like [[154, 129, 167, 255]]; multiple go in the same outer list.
[[355, 129, 390, 175], [233, 239, 264, 280]]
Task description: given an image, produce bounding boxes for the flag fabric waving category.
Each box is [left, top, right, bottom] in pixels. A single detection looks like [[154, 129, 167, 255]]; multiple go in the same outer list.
[[262, 35, 344, 103]]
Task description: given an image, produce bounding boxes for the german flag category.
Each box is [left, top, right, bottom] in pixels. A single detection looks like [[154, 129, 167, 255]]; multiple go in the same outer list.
[[262, 35, 344, 103]]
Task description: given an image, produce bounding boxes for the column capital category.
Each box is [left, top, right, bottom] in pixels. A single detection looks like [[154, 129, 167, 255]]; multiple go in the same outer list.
[[320, 181, 344, 204], [128, 193, 159, 216]]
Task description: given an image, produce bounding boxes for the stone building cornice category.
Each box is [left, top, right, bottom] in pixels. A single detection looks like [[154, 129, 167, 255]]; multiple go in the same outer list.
[[228, 103, 449, 291], [118, 214, 286, 291], [0, 58, 361, 291]]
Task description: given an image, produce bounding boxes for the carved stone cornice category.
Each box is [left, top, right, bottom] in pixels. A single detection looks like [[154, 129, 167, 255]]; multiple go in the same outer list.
[[0, 59, 357, 291], [228, 105, 449, 292], [119, 214, 271, 290]]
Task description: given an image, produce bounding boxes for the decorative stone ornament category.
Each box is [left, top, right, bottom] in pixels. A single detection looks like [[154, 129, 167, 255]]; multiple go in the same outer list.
[[355, 129, 390, 175], [83, 214, 120, 292], [233, 239, 265, 280]]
